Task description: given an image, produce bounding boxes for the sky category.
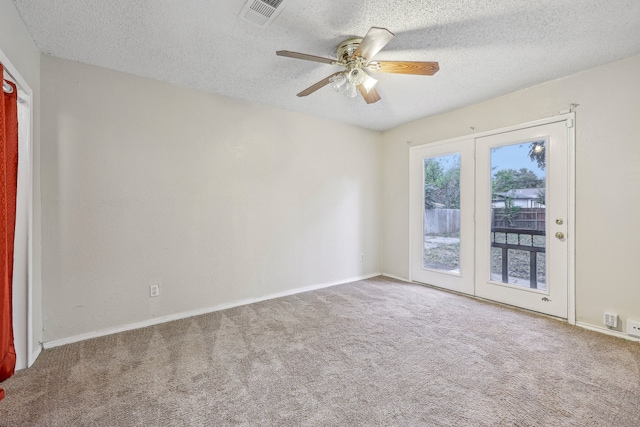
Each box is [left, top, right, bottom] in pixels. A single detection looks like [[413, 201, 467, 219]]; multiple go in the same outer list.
[[429, 153, 459, 173], [427, 140, 546, 179], [490, 140, 545, 178]]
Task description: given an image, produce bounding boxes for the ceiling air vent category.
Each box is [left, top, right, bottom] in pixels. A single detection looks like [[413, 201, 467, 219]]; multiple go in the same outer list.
[[240, 0, 288, 28]]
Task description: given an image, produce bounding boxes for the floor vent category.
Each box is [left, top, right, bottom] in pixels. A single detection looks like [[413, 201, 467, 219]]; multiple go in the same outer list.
[[240, 0, 288, 28]]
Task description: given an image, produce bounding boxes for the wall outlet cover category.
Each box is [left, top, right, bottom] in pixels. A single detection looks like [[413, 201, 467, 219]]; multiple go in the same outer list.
[[149, 284, 160, 297], [627, 319, 640, 338]]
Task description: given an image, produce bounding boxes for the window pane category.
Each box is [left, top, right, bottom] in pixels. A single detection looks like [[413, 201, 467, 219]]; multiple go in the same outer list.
[[490, 140, 546, 289], [423, 154, 461, 273]]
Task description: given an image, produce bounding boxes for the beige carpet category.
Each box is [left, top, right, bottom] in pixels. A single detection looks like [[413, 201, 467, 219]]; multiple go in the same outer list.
[[1, 276, 639, 426]]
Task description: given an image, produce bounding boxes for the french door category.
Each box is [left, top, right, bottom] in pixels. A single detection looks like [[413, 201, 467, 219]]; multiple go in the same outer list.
[[475, 121, 569, 318], [411, 119, 572, 319], [410, 138, 475, 295]]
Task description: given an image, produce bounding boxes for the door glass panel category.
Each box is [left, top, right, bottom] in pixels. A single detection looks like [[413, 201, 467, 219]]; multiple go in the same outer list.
[[423, 154, 461, 273], [490, 140, 546, 289]]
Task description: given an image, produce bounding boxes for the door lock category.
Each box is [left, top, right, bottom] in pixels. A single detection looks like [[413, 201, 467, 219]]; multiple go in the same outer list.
[[555, 218, 564, 225]]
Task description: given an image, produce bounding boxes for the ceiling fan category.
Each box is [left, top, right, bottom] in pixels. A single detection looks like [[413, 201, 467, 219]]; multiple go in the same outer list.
[[276, 27, 439, 104]]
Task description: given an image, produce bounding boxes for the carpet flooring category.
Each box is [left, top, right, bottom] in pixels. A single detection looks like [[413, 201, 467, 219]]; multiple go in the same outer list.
[[1, 276, 639, 426]]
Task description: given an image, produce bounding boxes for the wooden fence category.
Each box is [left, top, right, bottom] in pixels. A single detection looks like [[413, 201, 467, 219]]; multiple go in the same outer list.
[[424, 208, 546, 235], [492, 208, 545, 230], [424, 209, 460, 235]]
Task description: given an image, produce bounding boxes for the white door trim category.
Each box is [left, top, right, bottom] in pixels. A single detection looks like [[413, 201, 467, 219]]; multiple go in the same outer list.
[[566, 116, 576, 325], [0, 48, 37, 368], [409, 113, 576, 325]]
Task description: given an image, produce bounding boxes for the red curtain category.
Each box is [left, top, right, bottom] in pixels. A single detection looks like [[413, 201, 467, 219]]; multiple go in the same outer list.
[[0, 64, 18, 402]]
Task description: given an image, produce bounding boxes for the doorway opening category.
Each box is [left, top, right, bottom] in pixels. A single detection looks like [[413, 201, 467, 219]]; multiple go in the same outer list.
[[1, 56, 34, 370]]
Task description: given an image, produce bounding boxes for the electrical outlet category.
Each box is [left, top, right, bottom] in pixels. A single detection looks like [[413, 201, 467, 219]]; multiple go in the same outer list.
[[627, 319, 640, 338], [149, 284, 160, 297], [603, 312, 618, 328], [360, 253, 364, 262]]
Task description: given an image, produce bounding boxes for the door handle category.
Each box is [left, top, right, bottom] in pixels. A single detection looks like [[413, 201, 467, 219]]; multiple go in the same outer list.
[[555, 232, 565, 240]]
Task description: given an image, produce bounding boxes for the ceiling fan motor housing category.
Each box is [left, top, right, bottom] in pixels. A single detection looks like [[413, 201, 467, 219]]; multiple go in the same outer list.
[[336, 38, 363, 62]]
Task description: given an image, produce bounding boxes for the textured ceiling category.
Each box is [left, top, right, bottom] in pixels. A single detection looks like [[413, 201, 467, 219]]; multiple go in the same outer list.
[[12, 0, 640, 131]]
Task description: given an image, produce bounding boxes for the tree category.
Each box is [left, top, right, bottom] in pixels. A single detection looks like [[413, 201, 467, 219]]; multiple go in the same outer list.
[[423, 157, 460, 209], [439, 167, 460, 208], [424, 184, 437, 209], [492, 168, 543, 194], [424, 159, 443, 185], [535, 188, 546, 206], [493, 169, 516, 194], [528, 141, 546, 170], [502, 197, 521, 227]]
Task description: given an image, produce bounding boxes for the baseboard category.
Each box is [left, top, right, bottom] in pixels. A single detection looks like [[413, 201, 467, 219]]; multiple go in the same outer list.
[[381, 273, 411, 283], [575, 322, 640, 343], [43, 272, 382, 350], [28, 342, 42, 368]]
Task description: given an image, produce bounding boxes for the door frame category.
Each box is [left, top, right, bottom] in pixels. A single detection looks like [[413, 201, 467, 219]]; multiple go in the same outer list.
[[0, 48, 37, 368], [409, 113, 576, 324]]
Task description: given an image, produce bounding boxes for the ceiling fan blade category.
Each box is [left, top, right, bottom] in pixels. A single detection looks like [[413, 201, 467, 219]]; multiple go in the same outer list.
[[374, 61, 440, 76], [358, 85, 381, 104], [276, 50, 336, 64], [297, 72, 342, 97], [355, 27, 395, 63]]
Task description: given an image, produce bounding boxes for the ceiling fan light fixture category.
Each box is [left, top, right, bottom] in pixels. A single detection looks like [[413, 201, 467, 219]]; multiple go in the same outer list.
[[329, 73, 347, 92], [347, 68, 366, 86], [344, 82, 358, 98], [361, 74, 378, 93]]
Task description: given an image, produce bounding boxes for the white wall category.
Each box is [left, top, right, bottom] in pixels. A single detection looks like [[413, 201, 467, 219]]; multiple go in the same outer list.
[[41, 56, 382, 342], [7, 3, 638, 347], [382, 54, 640, 334], [0, 0, 42, 365]]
